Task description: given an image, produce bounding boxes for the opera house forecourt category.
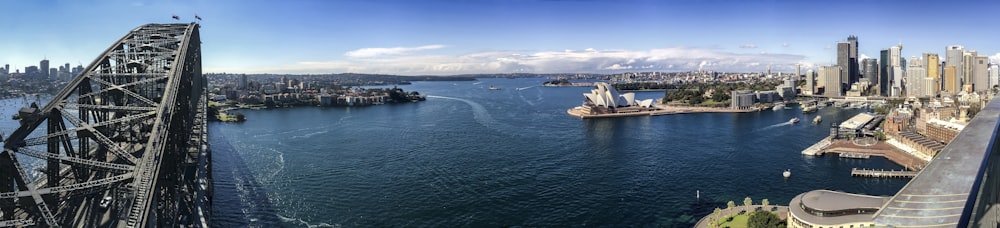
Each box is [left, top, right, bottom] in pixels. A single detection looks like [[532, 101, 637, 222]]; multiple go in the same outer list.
[[566, 82, 656, 118]]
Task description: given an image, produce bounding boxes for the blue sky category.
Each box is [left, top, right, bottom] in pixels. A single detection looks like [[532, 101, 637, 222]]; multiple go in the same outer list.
[[1, 0, 998, 75]]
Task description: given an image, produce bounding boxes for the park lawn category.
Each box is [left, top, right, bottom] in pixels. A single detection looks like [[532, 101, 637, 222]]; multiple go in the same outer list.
[[717, 214, 749, 228], [700, 99, 729, 106], [716, 211, 782, 228]]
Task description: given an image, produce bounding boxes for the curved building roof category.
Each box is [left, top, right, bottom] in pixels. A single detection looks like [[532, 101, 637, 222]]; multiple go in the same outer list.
[[788, 190, 889, 226]]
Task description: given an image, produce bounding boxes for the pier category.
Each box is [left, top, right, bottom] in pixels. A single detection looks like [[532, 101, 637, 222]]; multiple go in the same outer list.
[[839, 152, 871, 159], [851, 168, 918, 178], [801, 136, 833, 155]]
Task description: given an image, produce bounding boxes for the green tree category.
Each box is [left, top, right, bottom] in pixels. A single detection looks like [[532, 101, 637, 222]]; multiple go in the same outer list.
[[744, 197, 753, 213], [747, 210, 782, 228], [727, 200, 735, 211]]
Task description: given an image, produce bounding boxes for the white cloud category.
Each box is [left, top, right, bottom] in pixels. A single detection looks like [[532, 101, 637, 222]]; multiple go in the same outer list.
[[859, 54, 871, 61], [782, 43, 789, 48], [991, 53, 1000, 64], [344, 44, 445, 58], [739, 43, 758, 49], [250, 47, 810, 75]]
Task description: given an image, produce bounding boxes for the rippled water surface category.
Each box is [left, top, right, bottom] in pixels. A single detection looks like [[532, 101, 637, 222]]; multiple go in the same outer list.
[[209, 78, 908, 227]]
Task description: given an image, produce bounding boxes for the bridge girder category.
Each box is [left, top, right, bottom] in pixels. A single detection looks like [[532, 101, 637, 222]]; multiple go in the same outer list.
[[0, 23, 206, 227]]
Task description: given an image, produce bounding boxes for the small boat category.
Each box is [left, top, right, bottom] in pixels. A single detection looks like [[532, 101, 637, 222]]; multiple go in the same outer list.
[[790, 117, 800, 123], [488, 85, 501, 90], [813, 115, 822, 123], [783, 169, 791, 178], [772, 103, 785, 111]]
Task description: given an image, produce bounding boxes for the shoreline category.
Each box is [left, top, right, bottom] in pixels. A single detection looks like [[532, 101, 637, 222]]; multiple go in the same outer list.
[[567, 104, 759, 119]]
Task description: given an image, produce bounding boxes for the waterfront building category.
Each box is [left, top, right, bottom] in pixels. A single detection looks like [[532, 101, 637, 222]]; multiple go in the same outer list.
[[837, 42, 851, 85], [755, 90, 780, 103], [786, 190, 885, 228], [820, 66, 842, 96], [730, 90, 755, 110], [884, 108, 912, 134], [892, 131, 945, 158], [580, 82, 653, 114], [777, 85, 795, 100], [926, 119, 964, 144], [973, 55, 988, 92]]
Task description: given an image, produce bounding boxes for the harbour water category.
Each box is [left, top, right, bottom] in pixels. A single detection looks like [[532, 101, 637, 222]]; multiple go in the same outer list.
[[208, 78, 909, 227]]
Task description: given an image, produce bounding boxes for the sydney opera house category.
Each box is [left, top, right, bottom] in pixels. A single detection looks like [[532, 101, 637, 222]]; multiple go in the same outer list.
[[575, 82, 655, 116]]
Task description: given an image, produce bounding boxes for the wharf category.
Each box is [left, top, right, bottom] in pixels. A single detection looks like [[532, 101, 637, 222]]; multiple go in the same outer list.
[[801, 136, 833, 156], [851, 168, 918, 178], [839, 152, 871, 159]]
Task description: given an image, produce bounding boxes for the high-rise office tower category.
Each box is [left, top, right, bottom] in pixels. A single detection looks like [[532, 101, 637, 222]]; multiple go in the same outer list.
[[806, 69, 815, 95], [924, 53, 940, 93], [863, 58, 878, 83], [974, 55, 988, 92], [880, 49, 890, 96], [821, 66, 843, 96], [39, 59, 49, 78], [963, 50, 976, 90], [848, 35, 859, 84], [838, 42, 850, 85], [889, 44, 903, 96], [945, 66, 959, 93], [2, 64, 7, 74], [990, 64, 999, 91], [240, 74, 248, 90], [837, 36, 859, 86], [946, 45, 965, 92], [906, 64, 926, 97], [796, 64, 801, 77]]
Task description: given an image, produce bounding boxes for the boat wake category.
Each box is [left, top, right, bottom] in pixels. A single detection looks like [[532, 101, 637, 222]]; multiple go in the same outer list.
[[756, 122, 792, 131], [277, 214, 339, 228], [516, 85, 536, 90], [427, 95, 510, 135]]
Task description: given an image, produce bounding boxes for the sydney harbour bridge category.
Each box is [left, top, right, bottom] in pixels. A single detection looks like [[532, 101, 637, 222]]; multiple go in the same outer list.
[[0, 23, 210, 227]]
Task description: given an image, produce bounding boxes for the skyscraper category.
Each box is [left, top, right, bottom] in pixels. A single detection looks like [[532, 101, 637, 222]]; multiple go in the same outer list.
[[879, 49, 890, 96], [945, 66, 958, 93], [963, 50, 976, 89], [863, 58, 878, 84], [837, 42, 850, 86], [805, 69, 815, 95], [946, 45, 965, 92], [39, 59, 49, 78], [837, 36, 859, 86], [974, 55, 988, 92], [848, 35, 859, 85], [889, 44, 903, 96], [924, 53, 940, 94], [906, 64, 926, 97], [821, 66, 842, 96]]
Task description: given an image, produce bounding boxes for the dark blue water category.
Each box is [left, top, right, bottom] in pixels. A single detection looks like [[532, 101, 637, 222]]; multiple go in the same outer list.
[[209, 78, 908, 227]]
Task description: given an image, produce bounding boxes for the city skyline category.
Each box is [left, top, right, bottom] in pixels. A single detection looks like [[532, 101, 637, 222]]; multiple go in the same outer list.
[[1, 0, 999, 75]]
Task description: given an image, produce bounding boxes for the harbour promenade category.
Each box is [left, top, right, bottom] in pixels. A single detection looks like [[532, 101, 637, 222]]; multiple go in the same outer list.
[[693, 205, 788, 228], [802, 139, 928, 171]]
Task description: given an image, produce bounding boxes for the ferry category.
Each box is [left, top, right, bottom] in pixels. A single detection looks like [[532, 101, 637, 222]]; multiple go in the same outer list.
[[790, 117, 800, 123], [488, 85, 501, 90]]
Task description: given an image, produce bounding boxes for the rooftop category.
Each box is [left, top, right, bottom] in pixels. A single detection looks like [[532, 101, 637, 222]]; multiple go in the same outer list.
[[840, 113, 876, 130]]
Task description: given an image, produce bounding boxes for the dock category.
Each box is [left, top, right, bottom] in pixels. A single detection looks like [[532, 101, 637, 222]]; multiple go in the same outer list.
[[801, 136, 833, 155], [839, 152, 871, 159], [851, 168, 918, 178]]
